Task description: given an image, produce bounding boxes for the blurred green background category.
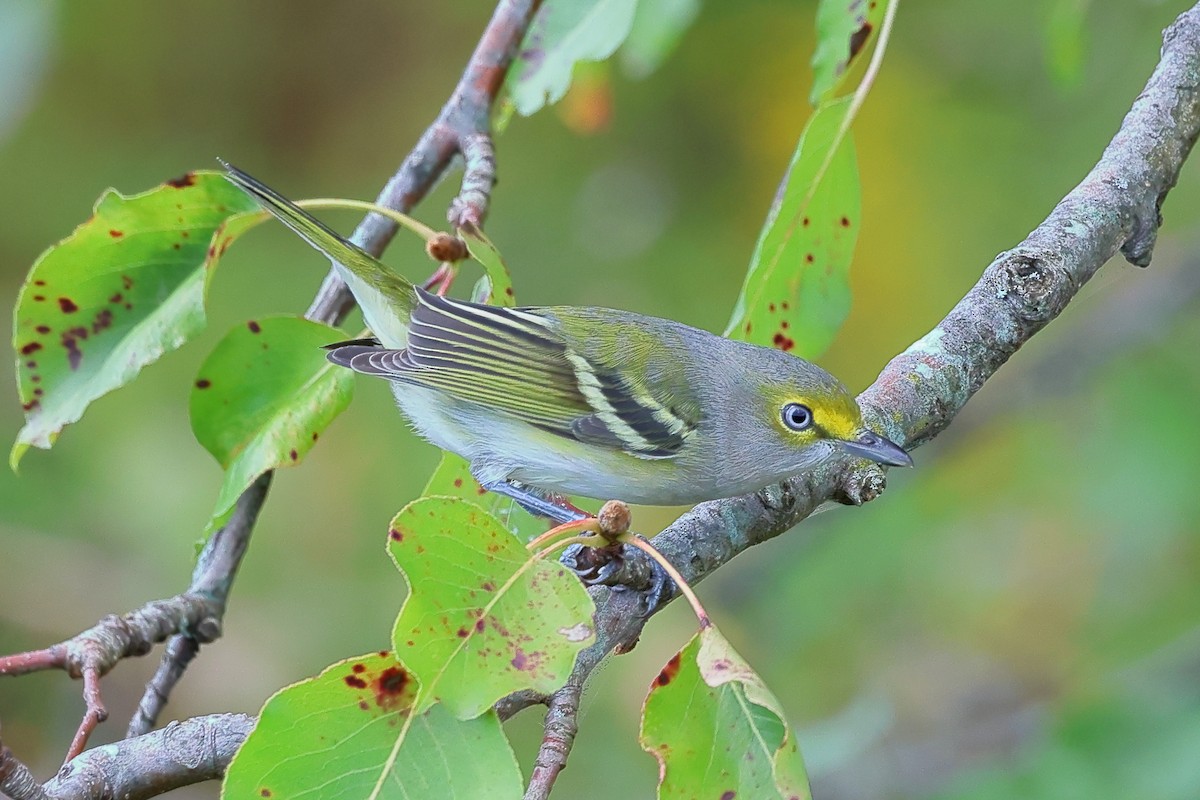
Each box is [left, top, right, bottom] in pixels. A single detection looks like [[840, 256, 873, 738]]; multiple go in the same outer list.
[[3, 1, 1199, 797]]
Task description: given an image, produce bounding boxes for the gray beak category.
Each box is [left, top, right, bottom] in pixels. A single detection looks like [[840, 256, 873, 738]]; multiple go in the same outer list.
[[838, 430, 914, 468]]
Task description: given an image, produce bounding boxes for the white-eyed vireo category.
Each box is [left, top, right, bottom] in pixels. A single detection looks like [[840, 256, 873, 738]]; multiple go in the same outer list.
[[222, 165, 911, 522]]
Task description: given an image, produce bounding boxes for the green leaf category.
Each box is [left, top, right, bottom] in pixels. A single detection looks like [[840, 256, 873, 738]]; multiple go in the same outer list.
[[389, 497, 595, 717], [461, 225, 518, 308], [505, 0, 639, 117], [810, 0, 886, 104], [641, 627, 811, 800], [619, 0, 701, 80], [222, 651, 523, 800], [191, 316, 353, 534], [11, 171, 260, 467], [724, 98, 860, 359]]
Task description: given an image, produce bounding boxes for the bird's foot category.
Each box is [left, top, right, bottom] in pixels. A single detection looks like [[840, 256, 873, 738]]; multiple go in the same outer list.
[[560, 537, 676, 617], [478, 480, 675, 614]]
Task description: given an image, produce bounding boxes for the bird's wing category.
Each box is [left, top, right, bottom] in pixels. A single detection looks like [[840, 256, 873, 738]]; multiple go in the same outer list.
[[325, 289, 694, 458]]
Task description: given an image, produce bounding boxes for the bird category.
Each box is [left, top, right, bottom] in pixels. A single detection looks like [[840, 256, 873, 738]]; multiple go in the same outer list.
[[219, 163, 911, 525]]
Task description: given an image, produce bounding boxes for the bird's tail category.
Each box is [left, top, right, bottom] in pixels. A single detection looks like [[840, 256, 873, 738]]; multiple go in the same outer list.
[[219, 161, 416, 348]]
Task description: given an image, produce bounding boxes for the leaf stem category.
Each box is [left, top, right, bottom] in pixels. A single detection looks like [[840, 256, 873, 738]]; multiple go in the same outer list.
[[296, 199, 440, 243], [525, 519, 600, 553]]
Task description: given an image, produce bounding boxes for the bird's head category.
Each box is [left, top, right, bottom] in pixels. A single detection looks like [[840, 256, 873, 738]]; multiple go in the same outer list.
[[747, 356, 912, 472]]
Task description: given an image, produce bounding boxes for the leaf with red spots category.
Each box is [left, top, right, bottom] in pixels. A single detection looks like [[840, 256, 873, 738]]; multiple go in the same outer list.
[[503, 0, 638, 117], [388, 496, 595, 717], [11, 171, 259, 468], [810, 0, 887, 104], [725, 98, 860, 359], [222, 651, 522, 800], [640, 627, 811, 800], [191, 316, 353, 536]]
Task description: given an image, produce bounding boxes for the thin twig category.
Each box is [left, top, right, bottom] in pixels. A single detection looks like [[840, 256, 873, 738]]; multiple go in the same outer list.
[[0, 592, 226, 759], [126, 473, 269, 737], [306, 0, 544, 320], [523, 684, 583, 800]]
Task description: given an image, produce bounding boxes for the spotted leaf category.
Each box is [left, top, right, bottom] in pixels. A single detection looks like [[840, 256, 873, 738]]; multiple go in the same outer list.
[[389, 496, 595, 717], [191, 316, 353, 535], [725, 97, 860, 359], [222, 651, 522, 800], [811, 0, 887, 104], [641, 627, 811, 800], [11, 171, 259, 468]]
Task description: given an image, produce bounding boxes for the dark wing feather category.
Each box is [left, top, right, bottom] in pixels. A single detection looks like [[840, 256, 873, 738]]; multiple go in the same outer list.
[[324, 289, 694, 457]]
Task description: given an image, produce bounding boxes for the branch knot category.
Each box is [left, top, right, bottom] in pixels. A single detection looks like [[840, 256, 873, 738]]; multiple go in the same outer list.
[[998, 253, 1058, 320]]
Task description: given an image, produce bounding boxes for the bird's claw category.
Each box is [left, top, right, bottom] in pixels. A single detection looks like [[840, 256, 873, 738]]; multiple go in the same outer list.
[[560, 538, 676, 617], [480, 477, 674, 614]]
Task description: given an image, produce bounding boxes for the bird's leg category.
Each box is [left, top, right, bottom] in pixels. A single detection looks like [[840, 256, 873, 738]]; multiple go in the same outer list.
[[479, 479, 591, 525]]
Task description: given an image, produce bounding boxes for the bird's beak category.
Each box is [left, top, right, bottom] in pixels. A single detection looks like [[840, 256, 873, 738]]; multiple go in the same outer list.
[[837, 429, 914, 468]]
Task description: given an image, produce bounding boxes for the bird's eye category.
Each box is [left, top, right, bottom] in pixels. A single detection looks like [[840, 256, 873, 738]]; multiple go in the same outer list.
[[782, 403, 813, 431]]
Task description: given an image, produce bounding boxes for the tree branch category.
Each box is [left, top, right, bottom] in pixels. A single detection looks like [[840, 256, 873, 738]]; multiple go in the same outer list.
[[498, 1, 1200, 720], [305, 0, 542, 321], [0, 740, 50, 800], [523, 683, 583, 800], [0, 591, 226, 762], [126, 473, 271, 737], [45, 715, 253, 800]]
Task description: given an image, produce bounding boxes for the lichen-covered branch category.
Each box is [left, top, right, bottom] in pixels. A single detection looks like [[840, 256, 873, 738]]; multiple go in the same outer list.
[[41, 715, 253, 800], [0, 741, 49, 800], [499, 1, 1200, 719]]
